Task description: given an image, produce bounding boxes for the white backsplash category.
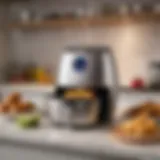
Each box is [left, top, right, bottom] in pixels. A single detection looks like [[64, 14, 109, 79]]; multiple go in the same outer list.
[[9, 23, 160, 86], [5, 0, 160, 86]]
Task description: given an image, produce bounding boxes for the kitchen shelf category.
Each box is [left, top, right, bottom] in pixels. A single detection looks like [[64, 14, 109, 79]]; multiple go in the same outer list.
[[0, 83, 54, 93], [7, 13, 160, 30]]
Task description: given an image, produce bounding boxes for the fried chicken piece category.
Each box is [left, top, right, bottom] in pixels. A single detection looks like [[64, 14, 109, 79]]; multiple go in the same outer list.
[[19, 102, 34, 112], [119, 113, 158, 138], [0, 103, 9, 113], [123, 101, 160, 119], [6, 92, 21, 104]]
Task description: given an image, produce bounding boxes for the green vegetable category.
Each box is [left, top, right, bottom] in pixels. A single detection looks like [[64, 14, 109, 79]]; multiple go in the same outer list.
[[16, 114, 40, 128]]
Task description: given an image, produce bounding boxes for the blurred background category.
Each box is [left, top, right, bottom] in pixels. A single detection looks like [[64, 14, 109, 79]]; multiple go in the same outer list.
[[0, 1, 160, 160], [0, 0, 160, 87]]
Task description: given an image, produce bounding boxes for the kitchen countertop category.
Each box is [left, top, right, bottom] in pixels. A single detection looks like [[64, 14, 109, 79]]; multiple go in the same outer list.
[[0, 85, 160, 159], [0, 83, 54, 93], [1, 84, 160, 94], [120, 87, 160, 93], [0, 120, 160, 159]]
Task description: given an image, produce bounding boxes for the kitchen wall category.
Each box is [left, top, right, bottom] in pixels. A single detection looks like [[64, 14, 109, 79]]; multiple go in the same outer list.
[[8, 0, 160, 86], [0, 5, 10, 81]]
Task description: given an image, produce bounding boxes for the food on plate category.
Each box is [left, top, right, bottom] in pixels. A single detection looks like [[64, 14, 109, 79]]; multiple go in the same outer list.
[[6, 92, 21, 104], [0, 92, 35, 114], [112, 101, 160, 144], [118, 113, 157, 137], [113, 112, 160, 145], [19, 102, 34, 112], [0, 103, 9, 113], [16, 114, 40, 128], [123, 101, 160, 119]]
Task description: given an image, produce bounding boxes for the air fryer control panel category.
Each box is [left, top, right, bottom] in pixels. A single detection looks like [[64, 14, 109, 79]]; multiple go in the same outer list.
[[73, 56, 88, 72], [57, 52, 98, 87]]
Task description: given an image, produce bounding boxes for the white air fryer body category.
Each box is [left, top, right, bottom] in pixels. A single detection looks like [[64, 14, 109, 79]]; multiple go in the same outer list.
[[56, 47, 118, 89], [51, 47, 119, 126]]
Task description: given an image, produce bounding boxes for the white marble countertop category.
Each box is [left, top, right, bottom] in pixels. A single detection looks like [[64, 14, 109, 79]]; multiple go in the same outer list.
[[0, 119, 160, 159], [0, 83, 54, 93]]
